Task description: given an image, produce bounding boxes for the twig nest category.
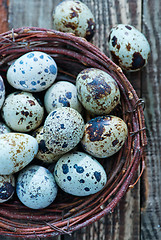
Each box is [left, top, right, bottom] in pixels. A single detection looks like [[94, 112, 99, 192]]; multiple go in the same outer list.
[[108, 24, 150, 71], [52, 0, 96, 41]]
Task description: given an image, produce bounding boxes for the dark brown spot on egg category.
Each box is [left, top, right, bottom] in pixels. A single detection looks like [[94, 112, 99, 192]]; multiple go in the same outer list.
[[111, 36, 117, 47], [110, 51, 120, 66], [18, 117, 24, 124], [125, 25, 132, 30], [85, 18, 96, 41], [21, 110, 29, 117], [86, 121, 105, 142], [126, 43, 131, 51], [87, 76, 111, 100], [70, 8, 79, 18], [28, 100, 36, 106], [116, 44, 120, 50], [132, 52, 145, 70], [112, 139, 119, 146], [64, 21, 78, 30]]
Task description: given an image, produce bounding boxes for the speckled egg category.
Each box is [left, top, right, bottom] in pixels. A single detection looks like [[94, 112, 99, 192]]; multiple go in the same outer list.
[[43, 107, 84, 155], [53, 0, 96, 40], [81, 115, 128, 158], [7, 51, 57, 92], [0, 76, 5, 110], [76, 68, 120, 115], [32, 126, 62, 163], [0, 133, 38, 175], [1, 91, 44, 132], [108, 24, 150, 71], [54, 151, 107, 196], [44, 81, 83, 114], [0, 174, 15, 203], [16, 165, 58, 209], [0, 122, 11, 134]]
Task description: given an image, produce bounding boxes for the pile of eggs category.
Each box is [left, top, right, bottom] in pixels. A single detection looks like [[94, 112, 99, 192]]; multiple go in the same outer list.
[[52, 0, 150, 72], [0, 50, 128, 209]]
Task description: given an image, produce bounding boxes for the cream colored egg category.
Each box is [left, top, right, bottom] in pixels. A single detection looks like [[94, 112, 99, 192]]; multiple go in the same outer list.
[[81, 115, 128, 158], [0, 133, 38, 175], [76, 68, 120, 115], [53, 0, 95, 40]]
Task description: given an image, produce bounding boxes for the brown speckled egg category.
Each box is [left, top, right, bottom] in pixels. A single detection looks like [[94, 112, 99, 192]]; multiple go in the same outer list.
[[1, 91, 44, 132], [53, 0, 96, 41], [76, 68, 120, 115], [81, 115, 128, 158], [0, 174, 15, 203], [108, 24, 150, 71], [0, 133, 38, 175], [43, 107, 84, 155], [32, 126, 62, 163]]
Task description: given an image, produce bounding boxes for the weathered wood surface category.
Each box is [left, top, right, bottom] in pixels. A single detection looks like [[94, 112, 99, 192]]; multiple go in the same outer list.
[[0, 0, 160, 239]]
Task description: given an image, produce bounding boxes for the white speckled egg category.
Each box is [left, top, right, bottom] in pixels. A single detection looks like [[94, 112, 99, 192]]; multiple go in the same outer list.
[[0, 122, 11, 134], [0, 174, 15, 203], [1, 91, 44, 132], [81, 115, 128, 158], [44, 81, 83, 114], [16, 165, 58, 209], [43, 107, 84, 155], [0, 76, 5, 110], [0, 133, 38, 175], [76, 68, 120, 115], [54, 151, 107, 196], [108, 24, 150, 71], [7, 51, 57, 92], [32, 126, 62, 163], [53, 0, 96, 40]]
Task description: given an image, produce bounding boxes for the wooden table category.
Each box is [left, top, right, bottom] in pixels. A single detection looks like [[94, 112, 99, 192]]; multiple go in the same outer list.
[[0, 0, 160, 239]]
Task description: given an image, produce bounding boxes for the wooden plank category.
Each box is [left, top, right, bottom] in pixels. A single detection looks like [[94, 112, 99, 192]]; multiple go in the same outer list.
[[141, 0, 161, 239], [0, 0, 9, 33]]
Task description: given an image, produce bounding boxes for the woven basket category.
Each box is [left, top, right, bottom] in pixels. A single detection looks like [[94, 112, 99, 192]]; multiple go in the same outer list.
[[0, 27, 147, 238]]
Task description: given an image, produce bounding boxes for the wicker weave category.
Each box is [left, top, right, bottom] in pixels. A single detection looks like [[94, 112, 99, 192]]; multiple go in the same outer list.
[[0, 27, 147, 238]]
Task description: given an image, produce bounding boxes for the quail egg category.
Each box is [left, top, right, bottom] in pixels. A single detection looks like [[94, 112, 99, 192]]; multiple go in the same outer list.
[[81, 115, 128, 158], [44, 81, 83, 114], [16, 165, 58, 209], [54, 151, 107, 196], [76, 68, 120, 115], [0, 174, 15, 203], [108, 24, 150, 71], [43, 107, 84, 155], [53, 0, 96, 41], [7, 51, 57, 92], [0, 133, 38, 175], [1, 91, 44, 132]]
